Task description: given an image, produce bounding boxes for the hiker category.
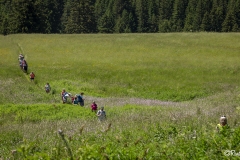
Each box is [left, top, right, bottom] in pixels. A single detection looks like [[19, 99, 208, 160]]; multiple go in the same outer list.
[[29, 72, 35, 81], [18, 54, 24, 69], [77, 92, 85, 106], [18, 54, 24, 61], [45, 83, 51, 93], [22, 59, 28, 73], [97, 106, 106, 122], [71, 95, 75, 104], [72, 96, 78, 105], [91, 101, 98, 113], [216, 116, 230, 133], [61, 89, 68, 104], [19, 60, 23, 69]]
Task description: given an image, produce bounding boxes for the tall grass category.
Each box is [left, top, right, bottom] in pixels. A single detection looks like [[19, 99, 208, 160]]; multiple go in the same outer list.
[[0, 95, 240, 159], [1, 33, 239, 104], [0, 33, 240, 159]]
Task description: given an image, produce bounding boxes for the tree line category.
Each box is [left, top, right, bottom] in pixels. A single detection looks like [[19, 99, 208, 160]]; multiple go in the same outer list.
[[0, 0, 239, 35]]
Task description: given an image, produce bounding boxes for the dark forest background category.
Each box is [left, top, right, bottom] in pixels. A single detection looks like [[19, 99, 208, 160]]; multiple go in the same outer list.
[[0, 0, 240, 34]]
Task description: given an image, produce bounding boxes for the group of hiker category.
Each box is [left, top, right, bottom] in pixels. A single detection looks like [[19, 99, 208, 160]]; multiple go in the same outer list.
[[18, 53, 28, 73], [60, 89, 106, 121], [89, 101, 106, 121], [18, 53, 36, 81], [17, 54, 106, 121], [17, 55, 106, 121], [18, 54, 228, 125], [61, 89, 84, 105]]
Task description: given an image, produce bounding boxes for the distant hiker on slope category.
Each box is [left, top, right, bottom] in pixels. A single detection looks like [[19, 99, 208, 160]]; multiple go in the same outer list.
[[77, 92, 85, 107], [97, 106, 106, 122], [91, 101, 98, 113], [45, 83, 51, 93], [29, 72, 35, 81], [61, 89, 68, 104], [18, 53, 24, 61], [22, 59, 28, 73], [72, 96, 78, 105], [18, 54, 24, 69], [216, 115, 230, 134]]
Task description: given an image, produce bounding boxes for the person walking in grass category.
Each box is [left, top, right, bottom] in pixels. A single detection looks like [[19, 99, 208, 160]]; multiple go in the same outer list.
[[77, 92, 85, 107], [97, 106, 106, 122], [61, 89, 67, 104], [18, 54, 24, 69], [29, 72, 35, 81], [22, 59, 28, 73], [216, 116, 230, 134], [91, 101, 98, 113], [72, 96, 78, 105], [18, 53, 24, 61], [45, 83, 51, 93]]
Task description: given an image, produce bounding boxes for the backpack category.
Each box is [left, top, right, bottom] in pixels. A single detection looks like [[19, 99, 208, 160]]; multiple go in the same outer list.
[[77, 95, 83, 102]]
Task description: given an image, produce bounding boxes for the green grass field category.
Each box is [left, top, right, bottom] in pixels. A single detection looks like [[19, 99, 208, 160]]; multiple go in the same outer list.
[[0, 33, 240, 159]]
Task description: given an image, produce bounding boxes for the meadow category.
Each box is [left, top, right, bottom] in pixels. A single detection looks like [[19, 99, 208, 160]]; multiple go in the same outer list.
[[0, 33, 240, 159]]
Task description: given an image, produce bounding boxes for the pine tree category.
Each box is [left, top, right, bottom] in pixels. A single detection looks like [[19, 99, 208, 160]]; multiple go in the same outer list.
[[97, 0, 115, 33], [113, 0, 136, 33], [222, 0, 240, 32], [236, 0, 240, 30], [115, 9, 130, 33], [171, 0, 188, 32], [63, 0, 96, 33], [210, 0, 228, 32], [184, 0, 198, 31], [192, 0, 209, 31], [222, 12, 236, 32], [158, 19, 171, 32], [64, 0, 80, 33], [159, 0, 174, 20], [135, 0, 149, 32], [158, 0, 173, 32], [148, 0, 159, 32], [78, 0, 97, 33], [0, 0, 11, 35], [95, 0, 109, 32], [8, 0, 36, 33], [61, 0, 71, 33], [48, 0, 65, 33], [200, 11, 211, 31]]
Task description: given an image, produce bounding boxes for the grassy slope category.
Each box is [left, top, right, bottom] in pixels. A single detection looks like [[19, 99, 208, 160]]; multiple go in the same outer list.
[[0, 33, 240, 159], [0, 33, 240, 104]]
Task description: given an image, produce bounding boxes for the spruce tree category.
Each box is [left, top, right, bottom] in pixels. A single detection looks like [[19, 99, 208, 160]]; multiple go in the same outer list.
[[61, 0, 71, 33], [171, 0, 188, 32], [0, 0, 11, 35], [8, 0, 36, 33], [158, 0, 174, 32], [113, 0, 136, 33], [222, 0, 239, 32], [135, 0, 149, 32], [95, 0, 109, 32], [193, 0, 205, 31], [148, 0, 159, 32], [210, 0, 228, 32], [200, 11, 211, 31], [97, 0, 115, 33], [222, 12, 236, 32], [159, 0, 174, 20], [63, 0, 97, 33], [184, 0, 198, 31]]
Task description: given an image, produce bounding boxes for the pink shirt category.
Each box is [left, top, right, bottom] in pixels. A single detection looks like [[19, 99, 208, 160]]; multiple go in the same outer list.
[[91, 103, 97, 110]]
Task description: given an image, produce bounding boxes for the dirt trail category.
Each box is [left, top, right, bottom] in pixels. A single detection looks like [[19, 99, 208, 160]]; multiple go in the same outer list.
[[86, 96, 180, 107]]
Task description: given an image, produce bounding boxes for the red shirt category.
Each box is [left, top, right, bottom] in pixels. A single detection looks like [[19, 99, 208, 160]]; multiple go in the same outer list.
[[30, 73, 35, 78], [91, 103, 97, 110]]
